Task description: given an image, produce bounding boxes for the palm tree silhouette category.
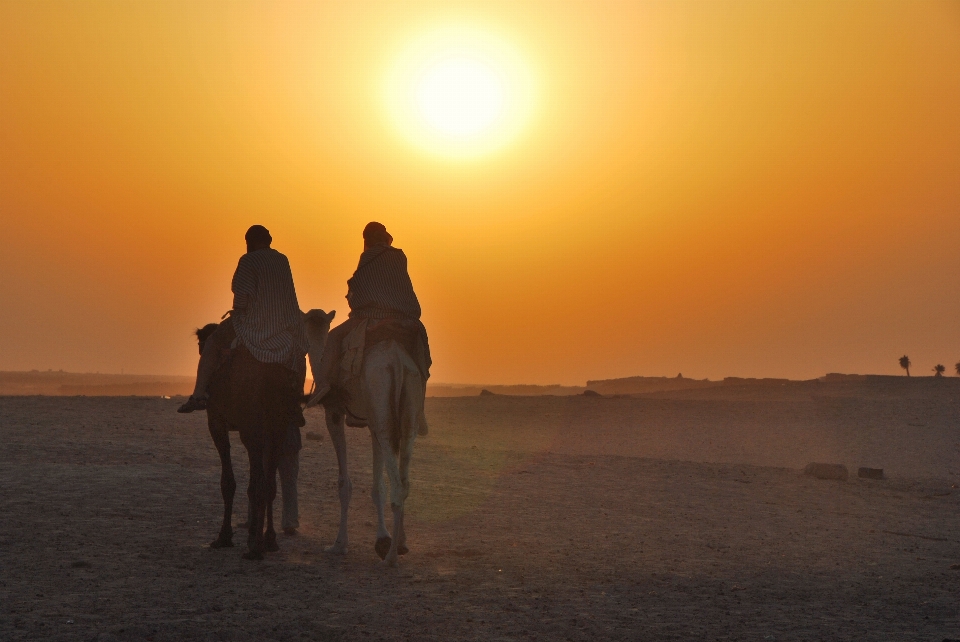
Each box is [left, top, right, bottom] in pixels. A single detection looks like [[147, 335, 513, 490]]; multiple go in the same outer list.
[[955, 362, 960, 376], [899, 355, 911, 376], [934, 364, 945, 377]]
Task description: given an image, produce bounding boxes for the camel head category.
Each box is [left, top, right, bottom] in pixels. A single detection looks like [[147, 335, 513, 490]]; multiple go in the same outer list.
[[303, 309, 336, 346], [195, 323, 221, 355], [303, 309, 336, 380]]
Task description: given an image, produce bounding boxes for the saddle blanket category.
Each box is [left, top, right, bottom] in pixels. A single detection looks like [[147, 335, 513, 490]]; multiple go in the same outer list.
[[208, 344, 306, 432], [335, 317, 430, 427]]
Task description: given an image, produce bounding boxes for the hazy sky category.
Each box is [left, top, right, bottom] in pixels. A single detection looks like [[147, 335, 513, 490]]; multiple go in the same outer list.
[[1, 1, 959, 384]]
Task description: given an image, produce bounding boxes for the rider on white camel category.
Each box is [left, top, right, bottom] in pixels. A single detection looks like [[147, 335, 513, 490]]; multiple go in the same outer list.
[[312, 222, 430, 409]]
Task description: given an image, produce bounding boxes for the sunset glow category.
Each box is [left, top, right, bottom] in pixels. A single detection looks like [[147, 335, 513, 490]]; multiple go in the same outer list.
[[0, 2, 958, 384], [384, 23, 535, 158]]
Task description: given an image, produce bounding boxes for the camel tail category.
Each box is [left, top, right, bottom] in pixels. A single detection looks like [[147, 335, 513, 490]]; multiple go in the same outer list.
[[390, 367, 404, 456], [390, 343, 422, 456]]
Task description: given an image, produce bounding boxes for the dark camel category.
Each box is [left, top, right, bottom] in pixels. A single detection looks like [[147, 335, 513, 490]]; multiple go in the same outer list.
[[193, 323, 243, 550], [194, 323, 294, 559]]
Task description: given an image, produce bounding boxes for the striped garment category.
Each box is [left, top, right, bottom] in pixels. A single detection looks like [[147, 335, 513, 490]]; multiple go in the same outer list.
[[230, 248, 309, 374], [346, 245, 422, 320], [343, 243, 431, 379]]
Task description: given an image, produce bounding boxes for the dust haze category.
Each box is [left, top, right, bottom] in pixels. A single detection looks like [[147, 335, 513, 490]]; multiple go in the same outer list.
[[1, 373, 958, 640]]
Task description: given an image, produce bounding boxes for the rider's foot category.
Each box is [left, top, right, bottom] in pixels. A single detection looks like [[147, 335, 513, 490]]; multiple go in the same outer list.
[[177, 395, 208, 413]]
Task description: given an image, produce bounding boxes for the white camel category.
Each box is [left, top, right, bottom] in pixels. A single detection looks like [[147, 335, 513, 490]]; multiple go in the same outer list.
[[303, 309, 424, 566]]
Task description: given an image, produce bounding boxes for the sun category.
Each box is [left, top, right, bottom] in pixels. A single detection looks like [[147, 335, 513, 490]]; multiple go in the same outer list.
[[385, 23, 535, 159], [414, 55, 505, 141]]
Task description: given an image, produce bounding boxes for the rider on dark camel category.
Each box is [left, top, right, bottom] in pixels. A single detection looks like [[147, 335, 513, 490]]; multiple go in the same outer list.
[[178, 225, 309, 413]]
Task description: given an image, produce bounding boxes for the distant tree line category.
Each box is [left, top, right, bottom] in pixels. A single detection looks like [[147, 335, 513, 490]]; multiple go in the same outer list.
[[898, 355, 958, 377]]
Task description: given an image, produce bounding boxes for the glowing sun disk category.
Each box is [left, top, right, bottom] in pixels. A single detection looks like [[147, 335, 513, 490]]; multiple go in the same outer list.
[[385, 24, 535, 159], [414, 55, 505, 140]]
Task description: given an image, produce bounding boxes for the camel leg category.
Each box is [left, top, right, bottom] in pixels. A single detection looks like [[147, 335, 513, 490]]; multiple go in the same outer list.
[[388, 386, 419, 561], [324, 410, 352, 555], [380, 445, 411, 569], [359, 340, 423, 567], [387, 363, 422, 563], [278, 425, 301, 534], [387, 372, 423, 555], [263, 427, 283, 553], [208, 417, 235, 548], [383, 501, 404, 567], [264, 499, 278, 552], [370, 404, 416, 566], [240, 426, 266, 560], [368, 423, 405, 567], [395, 429, 415, 556], [371, 429, 392, 560]]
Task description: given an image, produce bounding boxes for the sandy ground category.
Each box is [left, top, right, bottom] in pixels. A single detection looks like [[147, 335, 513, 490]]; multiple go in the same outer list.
[[1, 384, 958, 641]]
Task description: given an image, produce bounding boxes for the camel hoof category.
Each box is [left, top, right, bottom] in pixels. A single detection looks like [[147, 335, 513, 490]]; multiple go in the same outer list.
[[398, 544, 409, 556], [375, 536, 392, 560], [324, 542, 347, 555], [236, 521, 248, 529], [241, 550, 263, 561], [209, 536, 234, 549], [283, 527, 297, 536], [383, 553, 399, 567], [264, 534, 280, 553]]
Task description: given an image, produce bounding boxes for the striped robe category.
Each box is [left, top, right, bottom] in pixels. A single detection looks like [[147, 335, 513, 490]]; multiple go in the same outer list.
[[231, 248, 309, 374], [347, 245, 421, 320], [345, 244, 430, 377]]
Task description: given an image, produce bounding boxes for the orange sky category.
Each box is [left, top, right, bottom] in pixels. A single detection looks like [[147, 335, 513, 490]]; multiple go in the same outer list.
[[1, 1, 959, 384]]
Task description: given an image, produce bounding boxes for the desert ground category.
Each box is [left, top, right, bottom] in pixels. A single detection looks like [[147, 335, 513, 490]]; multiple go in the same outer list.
[[1, 380, 958, 641]]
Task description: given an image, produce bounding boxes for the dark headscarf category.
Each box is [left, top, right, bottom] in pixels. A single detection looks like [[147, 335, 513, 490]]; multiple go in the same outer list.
[[245, 225, 272, 246], [362, 222, 393, 246]]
